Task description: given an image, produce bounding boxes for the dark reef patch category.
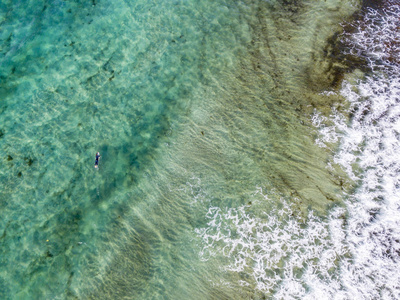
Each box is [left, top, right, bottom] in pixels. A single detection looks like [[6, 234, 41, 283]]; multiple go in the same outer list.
[[362, 0, 400, 10], [320, 31, 370, 87]]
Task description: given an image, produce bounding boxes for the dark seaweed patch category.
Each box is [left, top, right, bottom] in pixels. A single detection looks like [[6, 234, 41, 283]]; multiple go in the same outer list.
[[24, 157, 34, 166], [322, 32, 370, 88]]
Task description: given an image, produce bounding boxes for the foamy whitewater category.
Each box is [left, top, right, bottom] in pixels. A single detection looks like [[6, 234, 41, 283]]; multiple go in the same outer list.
[[197, 5, 400, 299], [195, 190, 348, 299], [315, 5, 400, 298]]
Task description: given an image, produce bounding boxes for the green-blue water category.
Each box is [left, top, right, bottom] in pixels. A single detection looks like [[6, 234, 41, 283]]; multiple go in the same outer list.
[[1, 0, 359, 299]]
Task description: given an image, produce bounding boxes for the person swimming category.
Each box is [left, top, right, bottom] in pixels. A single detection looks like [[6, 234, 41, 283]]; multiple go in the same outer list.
[[94, 152, 100, 168]]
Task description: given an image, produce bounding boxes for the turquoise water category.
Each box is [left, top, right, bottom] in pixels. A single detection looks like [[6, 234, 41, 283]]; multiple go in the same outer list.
[[0, 0, 371, 299]]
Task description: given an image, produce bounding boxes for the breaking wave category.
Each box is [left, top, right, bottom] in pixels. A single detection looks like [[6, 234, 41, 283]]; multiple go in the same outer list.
[[310, 4, 400, 298], [195, 190, 349, 298], [196, 4, 400, 299]]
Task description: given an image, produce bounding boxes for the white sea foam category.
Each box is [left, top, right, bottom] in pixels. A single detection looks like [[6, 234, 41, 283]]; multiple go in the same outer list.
[[196, 5, 400, 298], [341, 5, 400, 72], [313, 5, 400, 299], [195, 191, 349, 298]]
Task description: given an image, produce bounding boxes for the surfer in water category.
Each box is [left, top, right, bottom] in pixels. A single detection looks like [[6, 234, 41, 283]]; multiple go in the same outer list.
[[94, 152, 100, 168]]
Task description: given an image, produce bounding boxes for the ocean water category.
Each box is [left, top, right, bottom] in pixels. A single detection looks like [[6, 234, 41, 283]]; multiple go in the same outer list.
[[1, 0, 398, 299], [312, 3, 400, 298]]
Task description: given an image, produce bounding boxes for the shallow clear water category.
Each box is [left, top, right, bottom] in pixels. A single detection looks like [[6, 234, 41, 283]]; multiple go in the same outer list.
[[3, 0, 399, 299]]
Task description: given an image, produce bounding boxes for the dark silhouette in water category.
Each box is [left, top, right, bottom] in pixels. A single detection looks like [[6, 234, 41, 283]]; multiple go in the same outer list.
[[95, 152, 101, 168]]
